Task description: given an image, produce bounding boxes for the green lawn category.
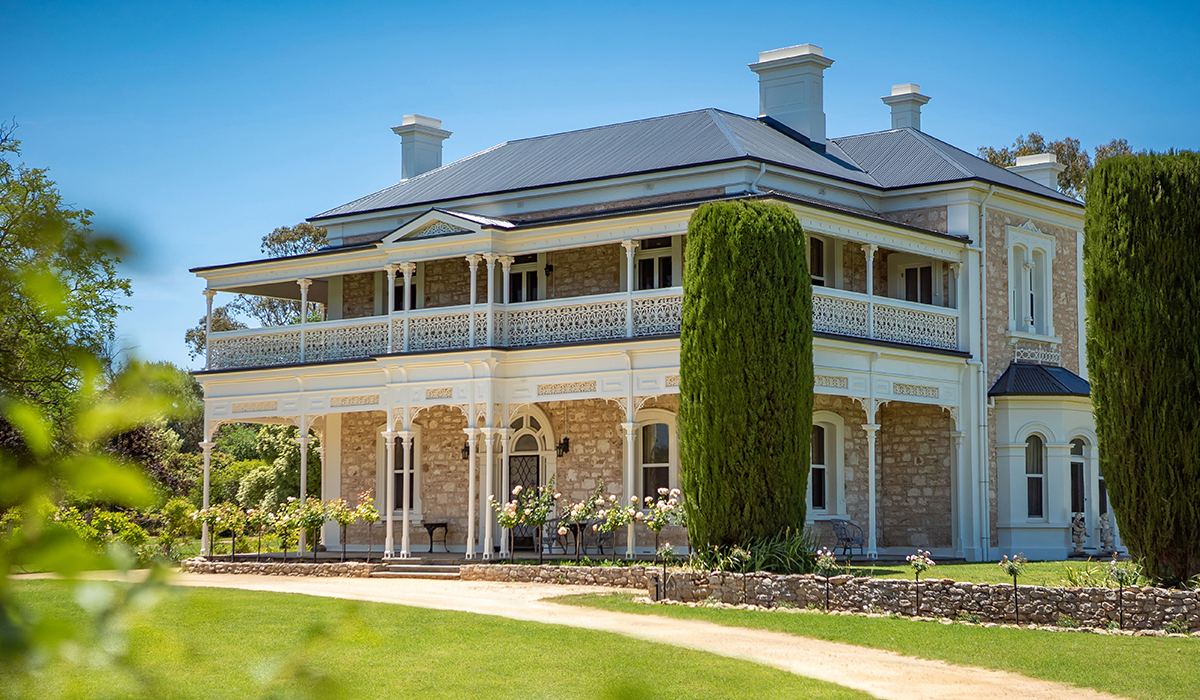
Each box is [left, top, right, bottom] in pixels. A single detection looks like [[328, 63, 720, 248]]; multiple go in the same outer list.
[[5, 580, 868, 700], [842, 559, 1119, 587], [557, 593, 1200, 700]]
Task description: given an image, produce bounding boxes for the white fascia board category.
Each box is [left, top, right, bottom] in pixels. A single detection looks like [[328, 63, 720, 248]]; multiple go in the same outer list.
[[983, 193, 1085, 232], [776, 199, 966, 260], [889, 182, 1085, 230]]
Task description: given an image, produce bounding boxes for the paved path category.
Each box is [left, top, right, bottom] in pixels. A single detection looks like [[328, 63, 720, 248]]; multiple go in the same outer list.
[[24, 572, 1123, 700]]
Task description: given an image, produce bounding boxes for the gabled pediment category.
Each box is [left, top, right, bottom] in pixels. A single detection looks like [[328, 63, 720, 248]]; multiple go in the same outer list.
[[381, 208, 515, 245]]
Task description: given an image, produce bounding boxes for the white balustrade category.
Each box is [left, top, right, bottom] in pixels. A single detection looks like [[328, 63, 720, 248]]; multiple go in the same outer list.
[[206, 286, 959, 371]]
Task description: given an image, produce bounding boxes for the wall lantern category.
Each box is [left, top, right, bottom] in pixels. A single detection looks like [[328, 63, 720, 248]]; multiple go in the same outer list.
[[461, 441, 470, 460], [555, 436, 570, 457]]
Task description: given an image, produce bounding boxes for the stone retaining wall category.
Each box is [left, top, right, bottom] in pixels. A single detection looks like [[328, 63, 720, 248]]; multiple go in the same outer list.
[[181, 558, 379, 578], [649, 570, 1200, 632], [460, 563, 648, 589]]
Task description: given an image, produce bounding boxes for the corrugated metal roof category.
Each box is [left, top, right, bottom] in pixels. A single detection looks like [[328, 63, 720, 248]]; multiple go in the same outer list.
[[989, 362, 1091, 397], [312, 110, 1080, 222]]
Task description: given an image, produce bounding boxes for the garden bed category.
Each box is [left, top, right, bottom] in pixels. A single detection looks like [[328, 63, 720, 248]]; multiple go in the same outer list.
[[180, 557, 379, 578]]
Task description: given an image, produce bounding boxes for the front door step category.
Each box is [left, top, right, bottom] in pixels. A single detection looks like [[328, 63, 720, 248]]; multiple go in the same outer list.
[[370, 563, 461, 580]]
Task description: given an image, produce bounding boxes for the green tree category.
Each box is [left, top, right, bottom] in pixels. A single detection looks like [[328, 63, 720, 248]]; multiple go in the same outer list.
[[678, 200, 814, 548], [1084, 151, 1200, 586], [978, 133, 1143, 201], [185, 223, 327, 359], [236, 425, 321, 510], [0, 122, 131, 420]]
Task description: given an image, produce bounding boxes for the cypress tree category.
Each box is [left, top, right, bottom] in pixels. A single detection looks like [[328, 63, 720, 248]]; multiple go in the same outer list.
[[1085, 151, 1200, 586], [679, 200, 814, 548]]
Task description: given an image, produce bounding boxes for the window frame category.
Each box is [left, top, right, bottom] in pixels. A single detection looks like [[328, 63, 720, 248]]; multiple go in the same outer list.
[[1025, 434, 1046, 521], [806, 412, 846, 518], [376, 424, 423, 519], [634, 408, 678, 505], [1005, 225, 1057, 338], [508, 254, 544, 303], [631, 237, 682, 292]]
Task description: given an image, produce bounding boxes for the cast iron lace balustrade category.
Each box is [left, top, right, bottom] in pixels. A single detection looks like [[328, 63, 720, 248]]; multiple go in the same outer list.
[[812, 290, 870, 338], [209, 327, 302, 370], [306, 319, 388, 362], [409, 309, 472, 352], [633, 291, 684, 337], [506, 295, 627, 347], [872, 298, 958, 350]]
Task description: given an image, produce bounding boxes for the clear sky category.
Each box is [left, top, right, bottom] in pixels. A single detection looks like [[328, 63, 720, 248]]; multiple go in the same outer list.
[[4, 0, 1198, 370]]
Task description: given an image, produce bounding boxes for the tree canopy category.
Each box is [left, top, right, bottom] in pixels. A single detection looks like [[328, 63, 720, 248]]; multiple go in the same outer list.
[[978, 133, 1139, 201]]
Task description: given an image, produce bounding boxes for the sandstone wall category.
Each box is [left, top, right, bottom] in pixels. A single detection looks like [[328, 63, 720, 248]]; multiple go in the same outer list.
[[841, 241, 869, 294], [881, 205, 949, 234], [181, 558, 377, 578], [341, 410, 386, 545], [342, 273, 376, 319], [653, 570, 1200, 632], [878, 402, 954, 549], [423, 258, 488, 309], [461, 563, 649, 589], [547, 245, 621, 299]]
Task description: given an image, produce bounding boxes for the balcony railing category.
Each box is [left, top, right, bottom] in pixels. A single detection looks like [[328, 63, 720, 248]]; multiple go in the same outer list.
[[206, 287, 957, 370]]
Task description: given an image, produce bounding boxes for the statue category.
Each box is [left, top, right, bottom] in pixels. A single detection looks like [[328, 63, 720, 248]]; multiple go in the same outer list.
[[1099, 512, 1115, 553], [1071, 512, 1087, 555]]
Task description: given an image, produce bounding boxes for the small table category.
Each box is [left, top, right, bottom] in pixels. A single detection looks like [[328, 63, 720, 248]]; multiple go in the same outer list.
[[423, 522, 449, 553]]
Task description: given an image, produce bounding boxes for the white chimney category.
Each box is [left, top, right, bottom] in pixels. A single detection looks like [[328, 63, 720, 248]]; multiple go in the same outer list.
[[881, 84, 930, 131], [391, 115, 452, 180], [749, 44, 834, 148], [1007, 153, 1066, 190]]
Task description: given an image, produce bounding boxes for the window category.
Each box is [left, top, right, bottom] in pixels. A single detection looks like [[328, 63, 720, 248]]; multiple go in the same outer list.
[[1070, 439, 1086, 514], [640, 423, 670, 499], [810, 237, 826, 287], [509, 254, 539, 303], [902, 264, 933, 305], [1006, 226, 1056, 337], [393, 281, 417, 312], [810, 425, 827, 511], [1026, 435, 1045, 519], [635, 237, 674, 290], [391, 436, 416, 511]]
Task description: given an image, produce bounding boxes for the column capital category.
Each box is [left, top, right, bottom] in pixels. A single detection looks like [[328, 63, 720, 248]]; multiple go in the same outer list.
[[621, 421, 637, 436], [482, 253, 501, 263], [381, 430, 398, 439], [199, 441, 216, 450], [480, 426, 498, 436], [203, 288, 217, 300], [385, 263, 401, 276], [295, 436, 312, 446], [497, 255, 515, 271], [621, 239, 639, 253], [466, 253, 482, 266], [463, 427, 481, 437], [298, 278, 312, 291], [862, 244, 879, 256], [398, 262, 416, 275], [862, 423, 881, 435]]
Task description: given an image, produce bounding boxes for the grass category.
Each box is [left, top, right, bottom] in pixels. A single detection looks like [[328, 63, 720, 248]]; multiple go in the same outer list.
[[5, 580, 868, 700], [839, 559, 1120, 586], [556, 593, 1200, 700]]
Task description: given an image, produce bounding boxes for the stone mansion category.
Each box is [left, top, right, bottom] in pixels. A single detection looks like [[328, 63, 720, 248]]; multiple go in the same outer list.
[[192, 43, 1111, 562]]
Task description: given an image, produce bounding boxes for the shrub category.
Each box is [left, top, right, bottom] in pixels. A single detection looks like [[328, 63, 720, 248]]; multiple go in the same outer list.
[[1057, 615, 1081, 629], [690, 528, 816, 574], [1084, 151, 1200, 587], [679, 200, 813, 548], [1165, 618, 1189, 634]]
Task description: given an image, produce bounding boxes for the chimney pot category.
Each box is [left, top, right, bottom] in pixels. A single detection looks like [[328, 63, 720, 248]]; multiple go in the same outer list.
[[881, 83, 930, 131], [391, 114, 452, 180], [749, 44, 835, 148], [1007, 153, 1067, 191]]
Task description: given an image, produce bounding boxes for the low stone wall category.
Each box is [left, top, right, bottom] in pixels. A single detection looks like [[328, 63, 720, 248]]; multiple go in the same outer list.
[[460, 563, 648, 589], [649, 570, 1200, 632], [180, 558, 379, 578]]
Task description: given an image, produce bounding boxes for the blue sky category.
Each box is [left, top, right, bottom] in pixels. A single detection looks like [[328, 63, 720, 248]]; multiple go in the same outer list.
[[4, 0, 1198, 369]]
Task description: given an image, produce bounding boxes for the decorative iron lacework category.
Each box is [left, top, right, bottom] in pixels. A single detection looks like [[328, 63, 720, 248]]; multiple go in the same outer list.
[[209, 330, 301, 370], [893, 383, 939, 399], [815, 375, 849, 389], [409, 312, 472, 351], [330, 394, 379, 407], [406, 220, 470, 240], [306, 320, 388, 362], [425, 387, 453, 399], [507, 300, 625, 347], [665, 374, 681, 387], [537, 380, 597, 396], [633, 294, 683, 337], [812, 294, 869, 338], [1013, 341, 1061, 365], [873, 303, 957, 350], [233, 400, 278, 413]]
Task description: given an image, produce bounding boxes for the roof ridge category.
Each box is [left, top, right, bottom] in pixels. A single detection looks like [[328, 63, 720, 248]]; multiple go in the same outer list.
[[503, 108, 720, 145], [899, 128, 975, 179], [707, 109, 749, 157]]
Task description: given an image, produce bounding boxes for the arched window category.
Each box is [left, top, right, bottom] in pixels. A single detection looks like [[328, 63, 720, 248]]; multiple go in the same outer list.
[[809, 236, 826, 287], [1070, 438, 1086, 514], [807, 413, 844, 517], [635, 409, 677, 502], [1025, 435, 1045, 519], [810, 425, 827, 511], [376, 426, 422, 516]]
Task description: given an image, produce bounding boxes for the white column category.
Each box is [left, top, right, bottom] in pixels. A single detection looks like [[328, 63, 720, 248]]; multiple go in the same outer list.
[[200, 440, 214, 556], [499, 256, 513, 347], [298, 278, 311, 362], [1022, 259, 1036, 332], [400, 262, 415, 352], [951, 429, 966, 559], [467, 254, 481, 347], [383, 430, 397, 558], [385, 264, 398, 352], [297, 429, 311, 554], [498, 427, 511, 557], [203, 289, 216, 370], [863, 245, 877, 339], [623, 240, 638, 337], [864, 422, 879, 558], [623, 421, 637, 557], [484, 255, 498, 346], [399, 430, 414, 558], [482, 428, 496, 559], [464, 427, 479, 559]]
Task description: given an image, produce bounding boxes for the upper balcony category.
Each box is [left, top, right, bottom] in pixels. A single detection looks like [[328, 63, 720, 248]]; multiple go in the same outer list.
[[201, 231, 964, 372]]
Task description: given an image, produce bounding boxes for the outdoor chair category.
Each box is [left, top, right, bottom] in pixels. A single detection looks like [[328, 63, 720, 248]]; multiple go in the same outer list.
[[541, 519, 569, 555], [581, 524, 613, 556], [829, 518, 865, 558]]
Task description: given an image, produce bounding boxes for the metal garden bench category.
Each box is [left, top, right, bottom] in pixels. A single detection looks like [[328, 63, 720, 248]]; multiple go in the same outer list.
[[829, 518, 865, 558]]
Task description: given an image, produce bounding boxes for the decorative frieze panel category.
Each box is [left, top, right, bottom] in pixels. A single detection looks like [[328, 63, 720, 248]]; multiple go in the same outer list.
[[665, 374, 681, 387], [1013, 340, 1061, 365], [815, 375, 849, 389], [425, 387, 453, 399], [537, 380, 597, 396], [331, 394, 379, 407], [632, 294, 683, 337], [233, 400, 278, 413], [892, 383, 939, 399]]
